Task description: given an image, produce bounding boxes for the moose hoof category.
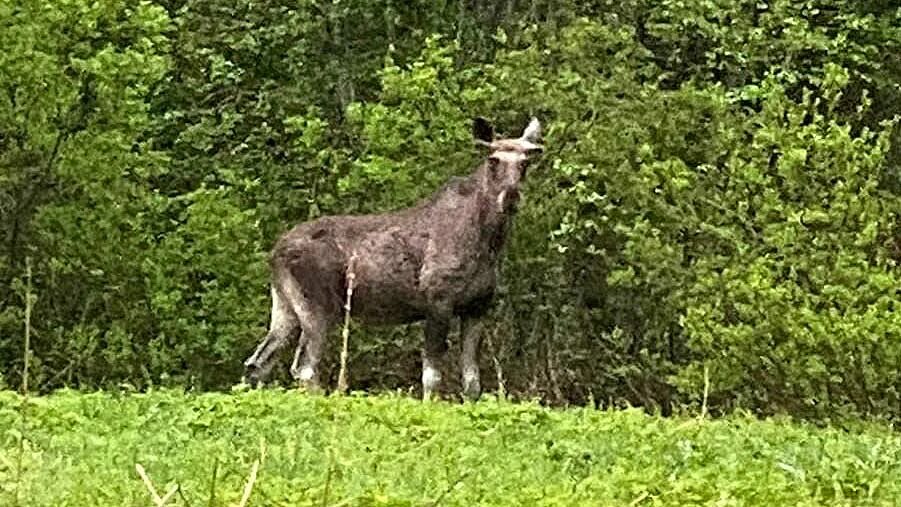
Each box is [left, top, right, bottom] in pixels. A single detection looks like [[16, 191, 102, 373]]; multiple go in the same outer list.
[[297, 379, 323, 394], [291, 365, 322, 394], [422, 386, 440, 402], [244, 365, 264, 388], [290, 363, 315, 381]]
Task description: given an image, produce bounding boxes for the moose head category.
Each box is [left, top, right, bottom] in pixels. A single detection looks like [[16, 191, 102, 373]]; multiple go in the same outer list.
[[473, 117, 543, 214]]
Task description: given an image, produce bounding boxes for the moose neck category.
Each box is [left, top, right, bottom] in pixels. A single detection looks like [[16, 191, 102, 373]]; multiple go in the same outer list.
[[415, 159, 520, 258], [473, 162, 517, 256]]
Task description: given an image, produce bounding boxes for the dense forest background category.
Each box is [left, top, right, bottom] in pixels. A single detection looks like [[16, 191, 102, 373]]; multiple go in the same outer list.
[[3, 0, 901, 420]]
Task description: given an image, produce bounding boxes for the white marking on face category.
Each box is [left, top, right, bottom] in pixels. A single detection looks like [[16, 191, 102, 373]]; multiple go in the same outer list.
[[492, 150, 526, 164], [496, 191, 507, 211], [298, 366, 315, 381]]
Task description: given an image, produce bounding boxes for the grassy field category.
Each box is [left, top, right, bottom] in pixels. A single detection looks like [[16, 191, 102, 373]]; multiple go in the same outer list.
[[1, 389, 901, 506]]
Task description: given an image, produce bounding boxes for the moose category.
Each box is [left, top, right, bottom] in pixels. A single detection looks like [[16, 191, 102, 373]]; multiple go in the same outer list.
[[243, 116, 543, 400]]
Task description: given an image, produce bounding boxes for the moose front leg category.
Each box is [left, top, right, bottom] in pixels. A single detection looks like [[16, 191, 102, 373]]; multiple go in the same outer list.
[[460, 316, 483, 401], [422, 317, 450, 401]]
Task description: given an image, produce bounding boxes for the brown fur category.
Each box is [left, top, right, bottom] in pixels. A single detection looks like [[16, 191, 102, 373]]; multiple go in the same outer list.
[[244, 117, 543, 399]]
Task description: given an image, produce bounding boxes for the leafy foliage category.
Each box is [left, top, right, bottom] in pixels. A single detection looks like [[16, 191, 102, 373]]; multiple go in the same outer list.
[[5, 390, 901, 506], [3, 0, 901, 419], [0, 0, 172, 386]]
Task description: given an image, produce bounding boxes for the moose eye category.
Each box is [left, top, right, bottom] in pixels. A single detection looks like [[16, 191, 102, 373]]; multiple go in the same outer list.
[[520, 159, 531, 176], [488, 156, 502, 176]]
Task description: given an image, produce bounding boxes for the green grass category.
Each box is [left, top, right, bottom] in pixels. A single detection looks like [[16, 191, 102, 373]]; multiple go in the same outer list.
[[2, 389, 901, 506]]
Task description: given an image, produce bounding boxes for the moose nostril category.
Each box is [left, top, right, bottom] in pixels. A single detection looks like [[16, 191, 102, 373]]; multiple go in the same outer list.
[[504, 189, 520, 204]]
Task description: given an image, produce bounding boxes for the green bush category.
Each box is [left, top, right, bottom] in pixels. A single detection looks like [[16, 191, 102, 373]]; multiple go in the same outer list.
[[0, 0, 172, 388], [3, 0, 901, 421], [676, 77, 901, 419], [469, 15, 901, 417]]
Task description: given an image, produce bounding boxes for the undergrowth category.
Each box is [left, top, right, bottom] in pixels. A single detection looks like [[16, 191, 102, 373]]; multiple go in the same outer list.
[[1, 389, 900, 506]]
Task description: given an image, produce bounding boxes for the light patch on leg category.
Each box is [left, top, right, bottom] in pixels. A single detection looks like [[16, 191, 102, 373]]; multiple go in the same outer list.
[[422, 365, 441, 398], [243, 353, 259, 367], [290, 340, 304, 373], [496, 191, 507, 212], [246, 285, 300, 371], [269, 285, 297, 331], [463, 368, 481, 400], [276, 269, 314, 329]]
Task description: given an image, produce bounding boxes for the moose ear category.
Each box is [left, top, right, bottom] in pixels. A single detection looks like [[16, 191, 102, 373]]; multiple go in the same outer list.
[[472, 117, 495, 144], [520, 117, 541, 143]]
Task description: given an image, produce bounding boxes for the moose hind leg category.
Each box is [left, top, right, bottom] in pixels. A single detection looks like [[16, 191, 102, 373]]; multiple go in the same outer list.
[[276, 268, 329, 392], [291, 321, 327, 392], [422, 318, 450, 401], [244, 285, 300, 385], [289, 333, 308, 381]]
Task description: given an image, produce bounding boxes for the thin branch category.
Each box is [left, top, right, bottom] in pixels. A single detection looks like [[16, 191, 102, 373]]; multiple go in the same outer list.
[[13, 257, 34, 507], [337, 252, 358, 393], [21, 257, 32, 395], [427, 470, 470, 506], [177, 484, 194, 507], [629, 491, 650, 506], [206, 456, 219, 507], [236, 439, 267, 507], [135, 464, 180, 507], [699, 365, 710, 421], [236, 461, 260, 507], [320, 451, 335, 507], [135, 464, 164, 506], [160, 485, 179, 506]]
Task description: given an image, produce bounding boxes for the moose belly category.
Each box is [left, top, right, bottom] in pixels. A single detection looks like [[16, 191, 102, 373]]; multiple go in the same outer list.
[[350, 282, 425, 325], [345, 236, 427, 325], [348, 266, 426, 325]]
